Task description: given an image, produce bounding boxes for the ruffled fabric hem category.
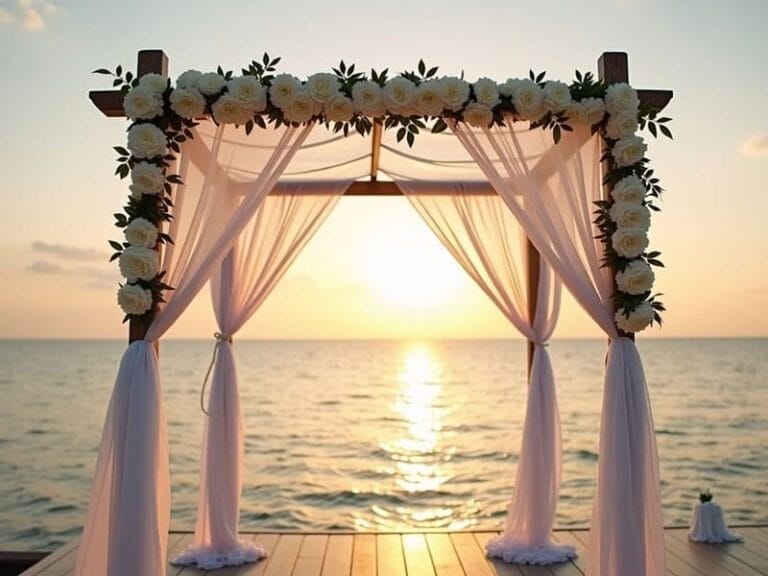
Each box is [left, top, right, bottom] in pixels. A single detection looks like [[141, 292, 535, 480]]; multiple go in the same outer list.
[[171, 542, 267, 570], [486, 535, 577, 565], [688, 530, 743, 544]]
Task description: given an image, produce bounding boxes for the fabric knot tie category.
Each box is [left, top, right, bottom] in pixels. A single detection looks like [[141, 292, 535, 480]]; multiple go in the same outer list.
[[200, 332, 232, 415]]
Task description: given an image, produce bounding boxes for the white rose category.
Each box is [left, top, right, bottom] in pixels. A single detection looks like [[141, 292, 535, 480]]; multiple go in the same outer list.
[[176, 69, 203, 89], [324, 93, 354, 122], [499, 78, 525, 98], [384, 77, 416, 115], [138, 73, 168, 94], [123, 86, 163, 121], [169, 87, 206, 118], [611, 175, 647, 203], [414, 81, 444, 117], [463, 102, 493, 128], [124, 217, 159, 248], [511, 79, 545, 121], [567, 97, 605, 125], [211, 94, 252, 125], [306, 72, 341, 104], [473, 78, 500, 108], [616, 260, 655, 295], [611, 228, 649, 258], [351, 80, 386, 117], [130, 162, 165, 198], [127, 123, 167, 159], [118, 246, 159, 282], [283, 91, 315, 123], [117, 283, 153, 316], [612, 135, 647, 167], [440, 76, 470, 111], [605, 82, 640, 115], [269, 74, 302, 109], [606, 110, 639, 140], [227, 76, 267, 112], [543, 80, 572, 113], [609, 202, 651, 230], [197, 72, 226, 96], [615, 302, 655, 333]]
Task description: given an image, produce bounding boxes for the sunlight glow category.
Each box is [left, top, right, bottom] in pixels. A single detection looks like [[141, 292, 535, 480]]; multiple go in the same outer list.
[[360, 221, 465, 310]]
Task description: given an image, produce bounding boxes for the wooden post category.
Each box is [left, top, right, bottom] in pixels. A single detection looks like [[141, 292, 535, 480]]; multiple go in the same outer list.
[[597, 52, 635, 342], [526, 238, 540, 376], [129, 50, 168, 344]]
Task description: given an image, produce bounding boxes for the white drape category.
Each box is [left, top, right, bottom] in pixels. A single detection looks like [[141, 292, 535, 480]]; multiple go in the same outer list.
[[396, 180, 573, 564], [76, 123, 314, 576], [172, 181, 347, 569], [451, 121, 665, 576]]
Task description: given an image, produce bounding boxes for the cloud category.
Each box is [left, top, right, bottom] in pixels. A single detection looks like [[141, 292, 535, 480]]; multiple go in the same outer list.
[[0, 7, 14, 25], [741, 133, 768, 157], [0, 0, 60, 31], [32, 241, 106, 262], [27, 260, 66, 274]]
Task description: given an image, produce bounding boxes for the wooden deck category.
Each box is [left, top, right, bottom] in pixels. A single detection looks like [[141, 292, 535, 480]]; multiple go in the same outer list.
[[19, 527, 768, 576]]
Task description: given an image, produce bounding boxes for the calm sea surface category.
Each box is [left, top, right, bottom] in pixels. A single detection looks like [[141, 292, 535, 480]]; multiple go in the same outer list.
[[0, 338, 766, 551]]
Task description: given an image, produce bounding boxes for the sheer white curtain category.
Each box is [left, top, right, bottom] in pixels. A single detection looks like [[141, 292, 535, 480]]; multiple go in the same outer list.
[[172, 181, 348, 570], [451, 121, 665, 576], [75, 122, 314, 576], [396, 180, 573, 564]]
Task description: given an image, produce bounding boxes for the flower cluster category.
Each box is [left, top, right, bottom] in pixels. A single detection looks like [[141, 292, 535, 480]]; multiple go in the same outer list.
[[593, 83, 668, 333], [98, 56, 670, 328]]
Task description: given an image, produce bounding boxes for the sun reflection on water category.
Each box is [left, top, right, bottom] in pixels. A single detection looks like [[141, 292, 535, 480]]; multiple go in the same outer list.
[[366, 342, 477, 530]]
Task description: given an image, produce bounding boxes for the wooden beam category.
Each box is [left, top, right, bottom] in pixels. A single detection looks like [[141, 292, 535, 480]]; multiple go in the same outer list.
[[370, 120, 382, 181], [637, 89, 673, 113], [129, 51, 169, 344], [598, 54, 635, 336], [89, 90, 124, 117], [526, 239, 540, 376]]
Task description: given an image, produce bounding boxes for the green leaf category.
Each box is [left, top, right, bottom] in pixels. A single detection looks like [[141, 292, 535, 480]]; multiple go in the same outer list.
[[427, 66, 438, 78], [418, 59, 425, 76], [109, 253, 121, 262], [648, 122, 658, 138], [406, 131, 415, 147], [432, 118, 448, 134], [114, 146, 130, 156], [112, 78, 122, 87], [93, 68, 112, 75], [396, 127, 406, 142], [553, 124, 562, 144], [659, 125, 673, 139], [116, 65, 122, 77], [109, 240, 123, 251]]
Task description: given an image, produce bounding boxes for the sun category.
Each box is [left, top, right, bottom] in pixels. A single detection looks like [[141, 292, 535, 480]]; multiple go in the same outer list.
[[359, 217, 465, 310]]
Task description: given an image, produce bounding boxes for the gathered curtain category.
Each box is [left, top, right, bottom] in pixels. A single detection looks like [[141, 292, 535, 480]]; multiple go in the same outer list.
[[75, 123, 315, 576], [171, 181, 348, 570], [450, 121, 665, 576], [395, 180, 574, 564]]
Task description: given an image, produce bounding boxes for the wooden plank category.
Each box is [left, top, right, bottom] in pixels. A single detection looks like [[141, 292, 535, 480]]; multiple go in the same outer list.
[[664, 531, 742, 576], [551, 532, 588, 576], [526, 236, 540, 376], [376, 534, 406, 576], [637, 89, 673, 113], [370, 120, 382, 181], [667, 529, 766, 576], [426, 533, 465, 576], [165, 533, 192, 576], [741, 528, 768, 547], [472, 532, 524, 576], [451, 532, 495, 576], [402, 533, 436, 576], [234, 534, 281, 576], [263, 535, 303, 576], [18, 540, 78, 576], [300, 535, 329, 559], [351, 534, 376, 576], [321, 534, 353, 576], [293, 557, 324, 576], [666, 527, 768, 572]]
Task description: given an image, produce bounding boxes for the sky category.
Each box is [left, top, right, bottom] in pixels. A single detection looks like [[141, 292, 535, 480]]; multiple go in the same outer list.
[[0, 0, 766, 340]]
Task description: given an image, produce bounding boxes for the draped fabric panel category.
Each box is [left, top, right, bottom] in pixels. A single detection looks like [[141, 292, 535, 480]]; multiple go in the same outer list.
[[76, 123, 314, 576], [172, 182, 348, 569], [396, 180, 573, 564], [450, 122, 665, 576]]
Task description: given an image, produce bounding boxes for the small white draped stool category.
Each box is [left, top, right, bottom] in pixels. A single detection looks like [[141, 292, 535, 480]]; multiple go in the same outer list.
[[688, 501, 742, 544]]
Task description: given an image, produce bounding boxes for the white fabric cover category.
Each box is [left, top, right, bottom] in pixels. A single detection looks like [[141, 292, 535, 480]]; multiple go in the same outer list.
[[76, 123, 314, 576], [396, 180, 573, 564], [688, 503, 742, 544], [451, 121, 665, 576], [173, 182, 346, 569]]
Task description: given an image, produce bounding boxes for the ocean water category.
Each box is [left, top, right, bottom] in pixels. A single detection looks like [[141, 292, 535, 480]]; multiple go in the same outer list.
[[0, 338, 766, 551]]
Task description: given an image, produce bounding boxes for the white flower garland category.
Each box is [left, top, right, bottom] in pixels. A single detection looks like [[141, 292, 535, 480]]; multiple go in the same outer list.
[[98, 57, 671, 332]]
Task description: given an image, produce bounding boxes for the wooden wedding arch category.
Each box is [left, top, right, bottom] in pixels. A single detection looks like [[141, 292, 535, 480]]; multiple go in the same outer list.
[[90, 49, 672, 368]]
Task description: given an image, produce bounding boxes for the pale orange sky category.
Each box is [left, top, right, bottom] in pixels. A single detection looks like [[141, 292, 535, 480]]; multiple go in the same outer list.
[[0, 0, 766, 339]]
